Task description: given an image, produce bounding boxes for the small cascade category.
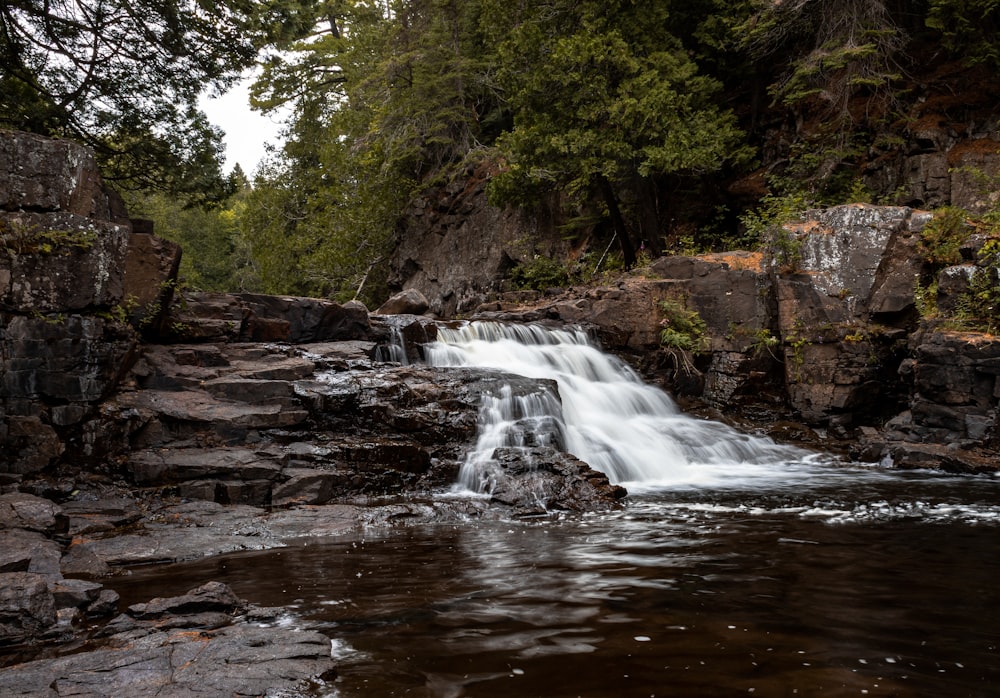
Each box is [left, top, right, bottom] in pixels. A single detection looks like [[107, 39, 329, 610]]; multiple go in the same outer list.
[[375, 325, 409, 365], [458, 383, 567, 493], [424, 321, 821, 489]]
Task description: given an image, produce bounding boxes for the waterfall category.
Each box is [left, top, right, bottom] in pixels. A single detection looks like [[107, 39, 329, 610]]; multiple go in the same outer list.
[[375, 325, 409, 364], [423, 321, 823, 490]]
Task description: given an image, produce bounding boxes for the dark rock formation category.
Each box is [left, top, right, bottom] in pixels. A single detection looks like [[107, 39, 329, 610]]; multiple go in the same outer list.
[[122, 223, 182, 335], [0, 582, 337, 697], [487, 447, 628, 514], [1, 129, 139, 479], [377, 288, 430, 315], [387, 168, 566, 317]]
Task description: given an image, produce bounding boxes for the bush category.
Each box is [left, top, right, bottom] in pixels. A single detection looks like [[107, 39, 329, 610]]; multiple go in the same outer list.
[[919, 207, 969, 265], [659, 297, 709, 354], [509, 255, 571, 290]]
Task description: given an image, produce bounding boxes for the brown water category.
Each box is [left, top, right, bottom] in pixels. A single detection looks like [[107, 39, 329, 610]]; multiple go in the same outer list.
[[109, 465, 1000, 697]]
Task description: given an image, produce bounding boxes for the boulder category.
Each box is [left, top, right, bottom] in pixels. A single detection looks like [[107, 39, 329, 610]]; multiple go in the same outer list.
[[122, 228, 182, 334], [0, 129, 121, 220], [0, 572, 56, 645], [485, 447, 627, 515], [161, 291, 374, 344], [0, 492, 62, 534], [127, 581, 241, 619], [0, 529, 63, 576], [377, 288, 430, 315]]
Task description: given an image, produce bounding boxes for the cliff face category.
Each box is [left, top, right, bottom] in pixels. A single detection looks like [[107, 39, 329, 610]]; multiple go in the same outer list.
[[387, 169, 570, 318], [0, 130, 139, 476]]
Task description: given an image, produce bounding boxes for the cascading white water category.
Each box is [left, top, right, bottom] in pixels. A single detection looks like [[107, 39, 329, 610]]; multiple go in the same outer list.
[[424, 321, 827, 491], [375, 325, 409, 365]]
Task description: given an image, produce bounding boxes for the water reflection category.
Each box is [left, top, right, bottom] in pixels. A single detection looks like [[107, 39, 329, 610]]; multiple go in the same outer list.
[[106, 469, 1000, 697]]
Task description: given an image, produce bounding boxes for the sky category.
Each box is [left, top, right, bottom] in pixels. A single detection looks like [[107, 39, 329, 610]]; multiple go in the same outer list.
[[198, 76, 287, 175]]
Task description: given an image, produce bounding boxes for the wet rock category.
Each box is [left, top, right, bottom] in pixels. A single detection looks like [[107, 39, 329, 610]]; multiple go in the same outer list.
[[161, 291, 373, 344], [128, 581, 241, 620], [50, 578, 104, 611], [484, 447, 627, 515], [59, 497, 142, 536], [271, 469, 348, 506], [86, 588, 120, 617], [0, 572, 56, 645], [0, 621, 337, 697], [70, 502, 281, 566], [126, 448, 284, 494]]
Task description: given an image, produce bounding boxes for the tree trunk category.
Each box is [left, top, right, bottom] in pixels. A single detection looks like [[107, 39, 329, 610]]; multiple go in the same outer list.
[[596, 174, 637, 269], [632, 174, 661, 255]]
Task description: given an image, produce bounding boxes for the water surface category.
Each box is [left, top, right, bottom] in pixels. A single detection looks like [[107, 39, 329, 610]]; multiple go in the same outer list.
[[111, 464, 1000, 697]]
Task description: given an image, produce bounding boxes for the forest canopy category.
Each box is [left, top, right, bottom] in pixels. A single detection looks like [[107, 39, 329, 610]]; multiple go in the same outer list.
[[4, 0, 999, 303], [0, 0, 316, 203]]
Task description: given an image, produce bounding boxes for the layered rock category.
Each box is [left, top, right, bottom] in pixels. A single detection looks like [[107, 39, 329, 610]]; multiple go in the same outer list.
[[1, 129, 139, 478], [773, 204, 930, 424], [0, 581, 337, 696]]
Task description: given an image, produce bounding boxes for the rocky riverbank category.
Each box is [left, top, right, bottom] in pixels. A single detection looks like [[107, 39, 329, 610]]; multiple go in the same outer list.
[[2, 127, 999, 693], [0, 129, 625, 692]]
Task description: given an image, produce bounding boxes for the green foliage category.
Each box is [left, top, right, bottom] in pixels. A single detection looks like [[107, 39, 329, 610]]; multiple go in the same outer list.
[[509, 256, 572, 291], [739, 192, 809, 268], [741, 0, 904, 124], [659, 297, 709, 354], [748, 327, 781, 359], [0, 0, 313, 202], [0, 221, 96, 256], [919, 207, 969, 265], [926, 0, 1000, 69], [122, 187, 251, 292], [955, 239, 1000, 334], [914, 278, 939, 319], [486, 0, 753, 265]]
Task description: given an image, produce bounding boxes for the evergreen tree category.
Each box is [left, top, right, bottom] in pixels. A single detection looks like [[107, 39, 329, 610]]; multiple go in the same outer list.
[[487, 0, 751, 266], [0, 0, 316, 203]]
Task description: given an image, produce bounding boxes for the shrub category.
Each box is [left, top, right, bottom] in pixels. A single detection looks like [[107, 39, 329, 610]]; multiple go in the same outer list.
[[659, 297, 709, 354]]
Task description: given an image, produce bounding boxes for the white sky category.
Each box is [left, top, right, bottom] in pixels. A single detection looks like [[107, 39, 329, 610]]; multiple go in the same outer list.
[[199, 75, 287, 176]]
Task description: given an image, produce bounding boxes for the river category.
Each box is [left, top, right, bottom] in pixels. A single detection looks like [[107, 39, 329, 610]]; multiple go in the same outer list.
[[108, 322, 1000, 697]]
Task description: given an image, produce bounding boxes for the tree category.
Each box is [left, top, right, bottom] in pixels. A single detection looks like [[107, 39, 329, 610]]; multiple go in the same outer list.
[[926, 0, 1000, 69], [243, 0, 495, 301], [487, 0, 752, 266], [0, 0, 315, 202], [122, 168, 254, 292], [741, 0, 904, 126]]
